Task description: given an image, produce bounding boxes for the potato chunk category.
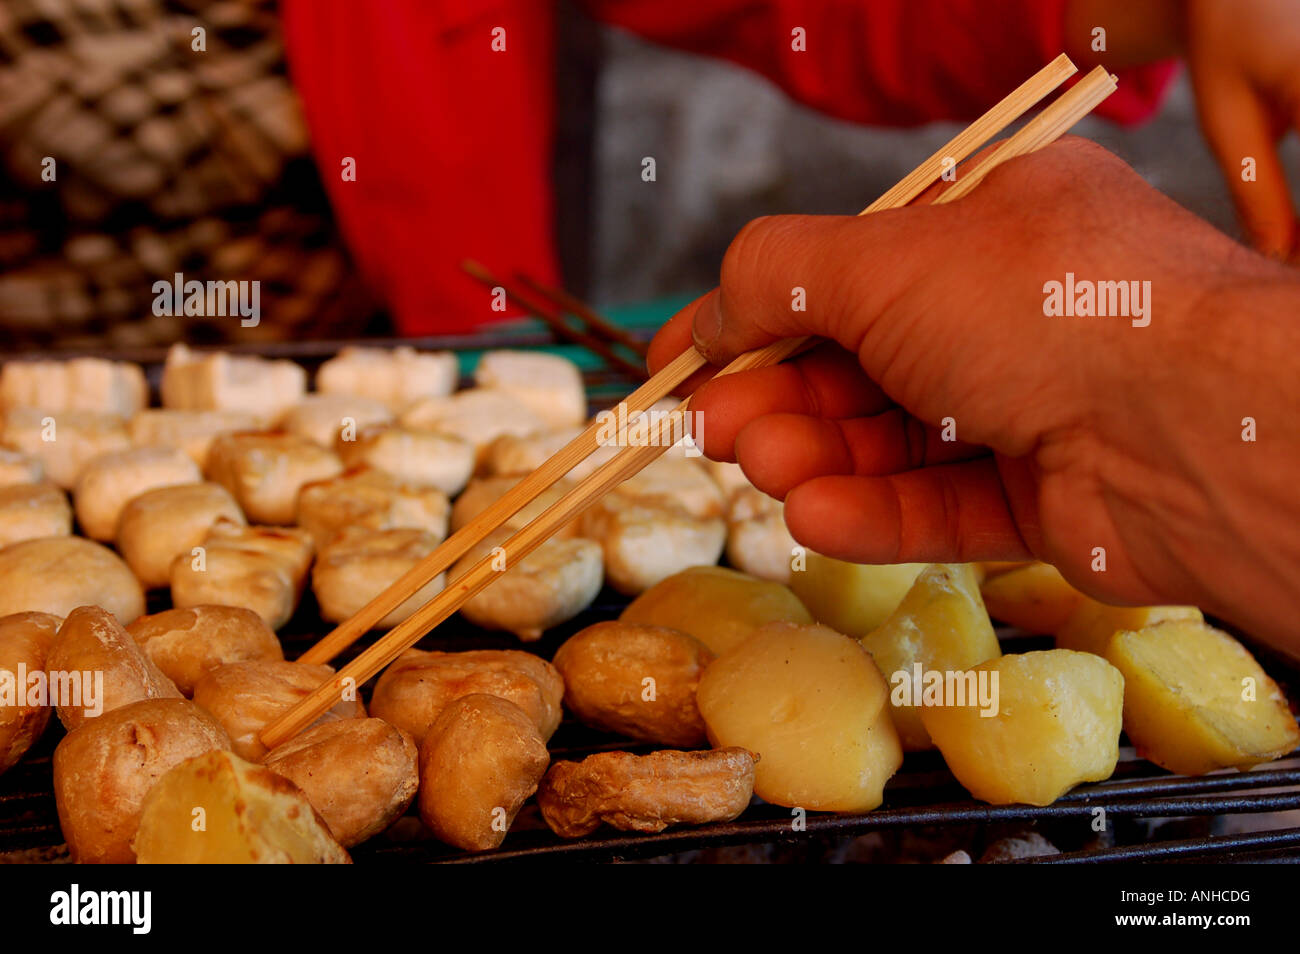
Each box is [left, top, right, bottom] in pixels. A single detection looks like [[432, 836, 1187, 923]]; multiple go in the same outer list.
[[788, 555, 926, 638], [620, 565, 812, 656], [1105, 620, 1300, 776], [418, 694, 550, 851], [1056, 600, 1203, 656], [133, 750, 349, 863], [921, 650, 1124, 806], [553, 621, 715, 746], [538, 748, 756, 838], [979, 562, 1086, 633], [861, 564, 1001, 750], [696, 622, 902, 812]]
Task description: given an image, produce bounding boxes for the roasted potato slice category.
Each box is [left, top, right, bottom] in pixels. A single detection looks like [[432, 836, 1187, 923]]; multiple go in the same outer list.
[[921, 650, 1124, 806], [788, 555, 926, 638], [1105, 620, 1300, 776], [1056, 600, 1203, 656]]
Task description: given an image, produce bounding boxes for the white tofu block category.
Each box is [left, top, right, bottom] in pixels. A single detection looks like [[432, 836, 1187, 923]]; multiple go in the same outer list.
[[316, 346, 458, 410], [0, 358, 147, 418], [473, 351, 587, 428], [1, 408, 131, 489], [160, 344, 305, 423]]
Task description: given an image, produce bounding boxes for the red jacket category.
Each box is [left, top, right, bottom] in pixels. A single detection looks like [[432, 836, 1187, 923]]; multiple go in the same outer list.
[[280, 0, 1176, 335]]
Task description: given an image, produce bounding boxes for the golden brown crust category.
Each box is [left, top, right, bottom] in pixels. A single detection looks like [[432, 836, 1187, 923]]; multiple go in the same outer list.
[[0, 537, 144, 624], [552, 621, 714, 746], [537, 747, 757, 839], [370, 648, 564, 745], [0, 612, 62, 774], [263, 718, 418, 848], [116, 482, 245, 588], [127, 605, 283, 696], [417, 694, 549, 851], [204, 431, 342, 525], [52, 698, 231, 863]]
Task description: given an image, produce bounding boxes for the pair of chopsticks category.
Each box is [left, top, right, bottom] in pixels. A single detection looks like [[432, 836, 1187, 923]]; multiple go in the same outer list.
[[261, 56, 1116, 750], [461, 261, 650, 380]]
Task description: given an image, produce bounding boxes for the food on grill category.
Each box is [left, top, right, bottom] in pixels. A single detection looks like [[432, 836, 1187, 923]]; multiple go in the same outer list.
[[402, 388, 546, 465], [205, 431, 342, 525], [450, 475, 582, 539], [116, 482, 246, 588], [0, 612, 61, 775], [703, 458, 750, 498], [47, 606, 182, 731], [1056, 600, 1203, 656], [450, 530, 603, 641], [0, 481, 72, 547], [191, 660, 365, 762], [52, 698, 230, 863], [0, 408, 131, 489], [161, 344, 306, 423], [262, 718, 418, 848], [127, 605, 283, 696], [0, 358, 147, 418], [724, 486, 797, 583], [696, 622, 903, 812], [861, 564, 1001, 751], [417, 694, 550, 851], [537, 748, 757, 838], [620, 566, 812, 655], [169, 522, 313, 629], [312, 527, 446, 628], [1104, 620, 1300, 776], [552, 621, 714, 746], [316, 345, 458, 410], [296, 467, 450, 550], [473, 350, 587, 429], [0, 448, 44, 487], [0, 536, 144, 623], [921, 649, 1125, 806], [370, 648, 564, 745], [788, 555, 927, 638], [128, 408, 261, 467], [133, 750, 349, 864], [336, 423, 475, 495], [278, 394, 393, 448], [484, 426, 617, 482], [72, 446, 201, 541], [580, 497, 726, 594], [979, 562, 1086, 633]]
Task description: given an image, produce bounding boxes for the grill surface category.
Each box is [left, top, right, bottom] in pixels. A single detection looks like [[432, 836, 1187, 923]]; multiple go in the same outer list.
[[2, 334, 1297, 864]]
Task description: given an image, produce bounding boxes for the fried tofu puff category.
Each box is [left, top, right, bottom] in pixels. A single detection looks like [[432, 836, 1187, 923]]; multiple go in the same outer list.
[[0, 482, 72, 548], [116, 482, 246, 588], [0, 358, 147, 418], [0, 448, 45, 487], [0, 537, 144, 624], [73, 446, 201, 541], [1, 408, 131, 489], [296, 467, 449, 550], [537, 748, 757, 838], [128, 408, 260, 468], [191, 659, 365, 762], [449, 529, 603, 641], [205, 431, 342, 525], [277, 394, 392, 448], [483, 426, 618, 482], [370, 648, 564, 745], [311, 527, 445, 628], [127, 604, 283, 696], [0, 612, 62, 775], [401, 388, 545, 467], [336, 423, 475, 496], [473, 350, 587, 429], [580, 498, 726, 595], [417, 694, 550, 851], [316, 345, 458, 410], [725, 487, 797, 583], [160, 344, 305, 423], [169, 522, 312, 629], [450, 475, 583, 539]]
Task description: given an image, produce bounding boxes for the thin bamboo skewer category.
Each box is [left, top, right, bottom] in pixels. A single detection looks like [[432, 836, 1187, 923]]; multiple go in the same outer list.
[[268, 57, 1089, 745], [513, 272, 649, 358]]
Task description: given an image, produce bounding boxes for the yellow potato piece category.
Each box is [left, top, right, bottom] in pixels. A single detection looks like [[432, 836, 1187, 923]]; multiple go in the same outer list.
[[921, 650, 1124, 806], [861, 564, 1001, 751], [979, 562, 1085, 634], [787, 554, 925, 638], [133, 750, 350, 864], [619, 565, 811, 656], [696, 622, 902, 812], [1056, 601, 1202, 656], [1105, 620, 1300, 776]]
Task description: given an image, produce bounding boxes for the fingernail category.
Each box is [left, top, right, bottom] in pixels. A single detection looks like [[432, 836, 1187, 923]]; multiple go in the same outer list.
[[692, 293, 723, 355]]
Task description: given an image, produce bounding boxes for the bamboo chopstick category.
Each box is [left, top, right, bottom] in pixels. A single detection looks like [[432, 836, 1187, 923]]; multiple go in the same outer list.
[[513, 272, 649, 358], [263, 55, 1098, 750]]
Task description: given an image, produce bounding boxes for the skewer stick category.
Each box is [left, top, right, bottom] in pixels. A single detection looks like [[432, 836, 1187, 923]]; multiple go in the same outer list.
[[267, 56, 1096, 748], [513, 273, 649, 358]]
